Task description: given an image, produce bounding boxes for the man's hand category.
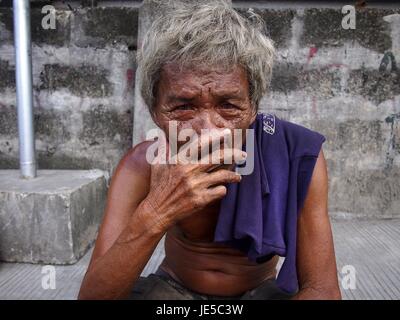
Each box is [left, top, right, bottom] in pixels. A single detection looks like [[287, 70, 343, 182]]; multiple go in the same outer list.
[[143, 130, 245, 234]]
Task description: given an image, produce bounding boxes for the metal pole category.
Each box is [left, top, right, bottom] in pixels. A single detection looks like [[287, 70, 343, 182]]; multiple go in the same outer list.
[[13, 0, 36, 178]]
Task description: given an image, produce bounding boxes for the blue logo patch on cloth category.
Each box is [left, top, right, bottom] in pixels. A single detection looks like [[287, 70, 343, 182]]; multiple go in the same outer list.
[[262, 114, 275, 135]]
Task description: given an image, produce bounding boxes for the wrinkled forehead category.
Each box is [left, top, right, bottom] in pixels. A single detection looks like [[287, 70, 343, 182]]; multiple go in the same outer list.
[[157, 62, 250, 95]]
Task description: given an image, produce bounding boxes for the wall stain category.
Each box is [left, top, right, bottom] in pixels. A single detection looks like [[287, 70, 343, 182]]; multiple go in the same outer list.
[[385, 112, 400, 169]]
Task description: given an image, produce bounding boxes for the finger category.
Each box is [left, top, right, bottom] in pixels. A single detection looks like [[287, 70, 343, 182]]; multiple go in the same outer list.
[[198, 128, 232, 161], [177, 128, 232, 163], [198, 148, 246, 170], [205, 162, 234, 174], [205, 185, 228, 202], [203, 169, 241, 187]]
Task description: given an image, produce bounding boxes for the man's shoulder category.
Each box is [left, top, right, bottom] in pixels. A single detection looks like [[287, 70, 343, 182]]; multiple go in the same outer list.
[[117, 140, 155, 176]]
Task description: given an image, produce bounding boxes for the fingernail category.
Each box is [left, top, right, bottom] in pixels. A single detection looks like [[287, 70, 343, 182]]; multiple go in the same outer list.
[[241, 151, 247, 159]]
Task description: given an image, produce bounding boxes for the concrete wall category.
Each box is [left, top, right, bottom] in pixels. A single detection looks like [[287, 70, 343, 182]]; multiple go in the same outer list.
[[254, 6, 400, 218], [1, 1, 399, 218], [0, 3, 139, 174]]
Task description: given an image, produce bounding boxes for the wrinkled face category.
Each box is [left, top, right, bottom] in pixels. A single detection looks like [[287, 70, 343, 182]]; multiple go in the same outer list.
[[152, 62, 257, 147]]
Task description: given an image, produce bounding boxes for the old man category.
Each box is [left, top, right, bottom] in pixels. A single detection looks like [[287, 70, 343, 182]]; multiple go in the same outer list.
[[78, 1, 341, 300]]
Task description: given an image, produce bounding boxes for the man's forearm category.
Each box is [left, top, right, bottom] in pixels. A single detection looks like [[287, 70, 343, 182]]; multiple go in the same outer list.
[[78, 202, 166, 300]]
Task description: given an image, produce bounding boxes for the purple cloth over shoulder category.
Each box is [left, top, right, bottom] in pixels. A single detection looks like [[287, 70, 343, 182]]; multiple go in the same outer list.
[[214, 113, 326, 294]]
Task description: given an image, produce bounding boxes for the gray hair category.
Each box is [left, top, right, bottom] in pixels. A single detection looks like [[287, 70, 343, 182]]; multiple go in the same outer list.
[[137, 0, 276, 112]]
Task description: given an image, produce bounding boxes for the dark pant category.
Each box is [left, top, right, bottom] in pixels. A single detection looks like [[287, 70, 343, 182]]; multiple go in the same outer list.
[[129, 268, 294, 300]]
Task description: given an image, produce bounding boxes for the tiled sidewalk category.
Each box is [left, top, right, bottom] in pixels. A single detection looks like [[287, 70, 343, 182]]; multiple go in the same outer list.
[[0, 219, 399, 300]]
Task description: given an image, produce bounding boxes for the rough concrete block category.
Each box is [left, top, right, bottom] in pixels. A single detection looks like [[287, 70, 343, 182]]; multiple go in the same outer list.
[[34, 110, 71, 142], [72, 7, 138, 49], [0, 8, 71, 46], [0, 60, 15, 91], [39, 63, 112, 97], [79, 105, 132, 147], [31, 9, 72, 47], [236, 8, 295, 48], [2, 105, 67, 130], [0, 105, 17, 137], [329, 167, 400, 219], [304, 118, 388, 162], [0, 155, 18, 170], [347, 67, 400, 105], [0, 106, 71, 141], [0, 106, 132, 173], [0, 170, 107, 264], [271, 62, 342, 98], [0, 106, 72, 146], [386, 113, 400, 154], [301, 8, 398, 53], [0, 9, 15, 44]]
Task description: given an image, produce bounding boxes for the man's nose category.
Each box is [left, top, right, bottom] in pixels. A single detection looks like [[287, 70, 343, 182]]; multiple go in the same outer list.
[[192, 110, 221, 133]]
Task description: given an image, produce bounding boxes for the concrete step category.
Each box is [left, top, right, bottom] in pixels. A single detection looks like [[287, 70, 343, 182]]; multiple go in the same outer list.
[[0, 170, 108, 264]]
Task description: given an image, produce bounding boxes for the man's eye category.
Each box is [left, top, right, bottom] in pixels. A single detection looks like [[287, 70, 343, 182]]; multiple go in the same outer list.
[[175, 104, 194, 111], [220, 103, 237, 109]]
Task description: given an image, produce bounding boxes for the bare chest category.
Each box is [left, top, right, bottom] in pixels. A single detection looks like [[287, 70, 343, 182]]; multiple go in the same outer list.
[[175, 200, 222, 242]]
